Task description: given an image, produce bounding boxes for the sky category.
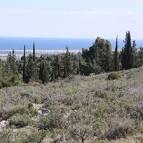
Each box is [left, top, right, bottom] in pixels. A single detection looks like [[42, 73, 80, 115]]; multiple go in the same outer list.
[[0, 0, 143, 39]]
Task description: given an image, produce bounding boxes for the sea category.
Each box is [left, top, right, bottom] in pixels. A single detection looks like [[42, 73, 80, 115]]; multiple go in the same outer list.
[[0, 37, 143, 58]]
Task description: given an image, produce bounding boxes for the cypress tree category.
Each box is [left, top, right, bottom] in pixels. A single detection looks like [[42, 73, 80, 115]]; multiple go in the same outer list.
[[32, 42, 38, 81], [6, 52, 12, 74], [11, 49, 18, 75], [25, 54, 34, 83], [51, 55, 60, 80], [114, 36, 119, 71], [121, 31, 133, 69], [78, 55, 82, 75], [23, 45, 26, 82], [39, 58, 50, 84], [33, 42, 36, 62], [132, 40, 137, 67], [64, 47, 71, 78]]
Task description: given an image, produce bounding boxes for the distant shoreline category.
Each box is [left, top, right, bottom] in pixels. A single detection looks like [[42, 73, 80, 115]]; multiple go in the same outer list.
[[0, 49, 82, 60]]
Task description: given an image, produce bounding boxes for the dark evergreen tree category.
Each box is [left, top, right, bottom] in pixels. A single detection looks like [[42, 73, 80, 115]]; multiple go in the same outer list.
[[121, 31, 134, 69], [11, 49, 16, 74], [132, 40, 137, 67], [39, 58, 50, 84], [8, 49, 18, 75], [33, 42, 36, 62], [114, 36, 119, 71], [6, 52, 12, 74], [51, 55, 60, 80], [32, 42, 38, 81], [23, 45, 26, 82], [25, 54, 34, 83], [63, 47, 72, 78]]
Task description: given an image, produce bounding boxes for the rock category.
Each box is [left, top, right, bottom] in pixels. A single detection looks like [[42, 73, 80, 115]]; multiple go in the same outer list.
[[42, 135, 53, 143], [0, 120, 9, 131], [40, 108, 49, 115], [33, 103, 43, 111]]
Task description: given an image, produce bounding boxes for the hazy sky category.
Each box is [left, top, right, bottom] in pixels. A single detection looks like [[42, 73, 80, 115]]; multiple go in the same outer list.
[[0, 0, 143, 38]]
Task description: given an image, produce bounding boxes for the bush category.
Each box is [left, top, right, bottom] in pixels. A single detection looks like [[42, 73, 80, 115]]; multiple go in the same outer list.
[[0, 80, 11, 88], [0, 75, 20, 89], [69, 124, 93, 143], [38, 110, 63, 130], [8, 75, 20, 86], [0, 105, 28, 121], [0, 129, 12, 143], [107, 73, 120, 80], [15, 130, 46, 143], [9, 114, 31, 128], [0, 104, 37, 121], [104, 125, 135, 140]]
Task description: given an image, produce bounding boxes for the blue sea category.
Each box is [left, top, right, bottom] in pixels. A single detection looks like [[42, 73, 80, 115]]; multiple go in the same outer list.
[[0, 37, 143, 57]]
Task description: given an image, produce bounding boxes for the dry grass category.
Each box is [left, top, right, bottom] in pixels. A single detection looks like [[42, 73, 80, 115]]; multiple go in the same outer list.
[[0, 67, 143, 142]]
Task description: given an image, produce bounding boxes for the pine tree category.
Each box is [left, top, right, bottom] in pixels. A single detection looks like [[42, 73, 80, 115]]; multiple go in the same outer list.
[[23, 45, 26, 82], [114, 36, 119, 71], [39, 58, 50, 84]]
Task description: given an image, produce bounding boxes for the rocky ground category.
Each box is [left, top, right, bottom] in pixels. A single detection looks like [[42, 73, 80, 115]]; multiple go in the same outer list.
[[1, 67, 143, 143]]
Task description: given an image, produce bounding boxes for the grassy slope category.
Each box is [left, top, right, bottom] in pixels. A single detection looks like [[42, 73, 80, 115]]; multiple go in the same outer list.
[[0, 67, 143, 142]]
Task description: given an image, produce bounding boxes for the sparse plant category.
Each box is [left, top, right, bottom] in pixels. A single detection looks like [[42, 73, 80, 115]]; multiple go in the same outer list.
[[107, 72, 120, 80], [9, 114, 31, 128]]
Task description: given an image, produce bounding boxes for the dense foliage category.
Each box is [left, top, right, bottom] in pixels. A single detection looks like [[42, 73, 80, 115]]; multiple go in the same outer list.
[[0, 31, 143, 88]]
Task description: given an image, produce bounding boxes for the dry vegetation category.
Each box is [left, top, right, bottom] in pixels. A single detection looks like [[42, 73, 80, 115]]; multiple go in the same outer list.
[[1, 67, 143, 143]]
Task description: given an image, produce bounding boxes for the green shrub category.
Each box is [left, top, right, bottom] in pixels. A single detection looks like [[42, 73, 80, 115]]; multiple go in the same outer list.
[[38, 110, 63, 130], [107, 73, 120, 80], [9, 114, 31, 128], [0, 129, 12, 143], [15, 130, 46, 143], [0, 104, 37, 121], [69, 124, 94, 143], [104, 125, 135, 140], [8, 75, 20, 86], [0, 105, 28, 121], [0, 80, 11, 88]]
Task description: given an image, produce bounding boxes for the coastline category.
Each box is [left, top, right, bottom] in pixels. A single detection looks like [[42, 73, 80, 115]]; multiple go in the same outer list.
[[0, 49, 82, 60]]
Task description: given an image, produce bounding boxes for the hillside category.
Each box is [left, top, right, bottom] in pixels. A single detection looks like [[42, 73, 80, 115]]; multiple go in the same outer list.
[[0, 67, 143, 143]]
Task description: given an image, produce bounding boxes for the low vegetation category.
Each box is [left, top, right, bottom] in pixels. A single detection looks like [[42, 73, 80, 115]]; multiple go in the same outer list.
[[0, 67, 143, 143]]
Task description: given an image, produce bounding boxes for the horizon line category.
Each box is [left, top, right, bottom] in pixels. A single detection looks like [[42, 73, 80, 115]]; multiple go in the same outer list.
[[0, 36, 142, 40]]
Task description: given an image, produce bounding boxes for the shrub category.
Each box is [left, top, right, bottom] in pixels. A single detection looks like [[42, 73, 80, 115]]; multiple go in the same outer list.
[[107, 72, 120, 80], [15, 130, 46, 143], [0, 80, 11, 89], [38, 110, 63, 130], [0, 105, 28, 121], [9, 114, 31, 128], [8, 75, 20, 86], [0, 129, 12, 143], [0, 104, 37, 121], [130, 103, 143, 120], [104, 125, 135, 140], [69, 124, 93, 143], [0, 75, 20, 89]]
